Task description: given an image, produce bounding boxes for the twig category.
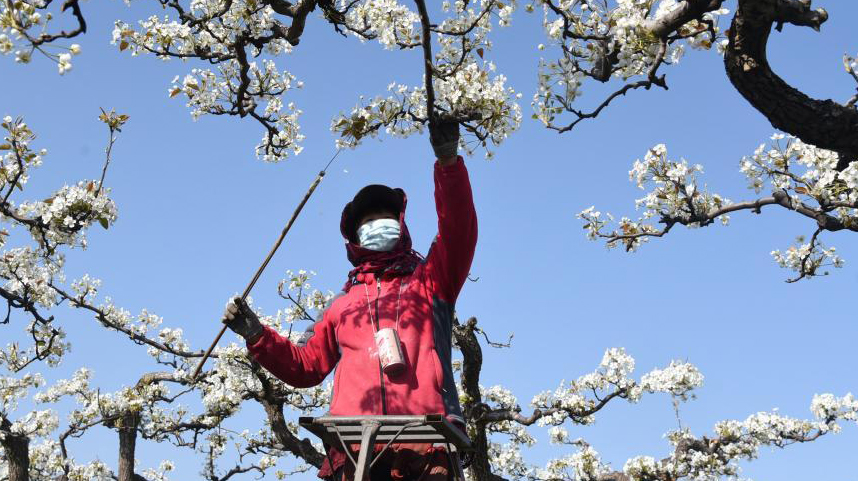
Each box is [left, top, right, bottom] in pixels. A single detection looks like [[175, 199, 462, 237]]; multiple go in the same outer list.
[[95, 111, 119, 197], [785, 226, 824, 283]]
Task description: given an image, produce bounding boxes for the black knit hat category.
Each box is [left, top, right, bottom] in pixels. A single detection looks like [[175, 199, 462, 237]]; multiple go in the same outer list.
[[341, 185, 405, 244]]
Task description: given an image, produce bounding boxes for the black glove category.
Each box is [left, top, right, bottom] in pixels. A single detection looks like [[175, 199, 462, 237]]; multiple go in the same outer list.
[[222, 297, 264, 342], [429, 118, 460, 159]]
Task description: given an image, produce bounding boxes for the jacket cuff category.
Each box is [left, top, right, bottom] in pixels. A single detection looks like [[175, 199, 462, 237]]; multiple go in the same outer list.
[[246, 324, 272, 351]]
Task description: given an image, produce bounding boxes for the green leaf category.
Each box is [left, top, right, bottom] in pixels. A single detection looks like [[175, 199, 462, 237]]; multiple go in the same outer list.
[[99, 218, 109, 229]]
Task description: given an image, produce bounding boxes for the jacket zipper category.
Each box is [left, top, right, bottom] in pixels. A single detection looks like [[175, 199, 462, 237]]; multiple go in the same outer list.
[[374, 275, 388, 415]]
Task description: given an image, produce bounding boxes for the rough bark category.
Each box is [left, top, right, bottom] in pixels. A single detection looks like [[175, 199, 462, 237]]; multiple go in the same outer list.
[[117, 412, 140, 481], [725, 0, 858, 170], [640, 0, 724, 37], [1, 418, 30, 481], [453, 317, 504, 481]]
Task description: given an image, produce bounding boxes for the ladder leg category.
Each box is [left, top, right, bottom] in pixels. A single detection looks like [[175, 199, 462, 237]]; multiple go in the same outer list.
[[448, 448, 466, 481], [354, 421, 381, 481]]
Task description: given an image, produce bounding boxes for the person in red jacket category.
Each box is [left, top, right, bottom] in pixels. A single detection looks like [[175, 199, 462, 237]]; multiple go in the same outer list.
[[222, 120, 476, 481]]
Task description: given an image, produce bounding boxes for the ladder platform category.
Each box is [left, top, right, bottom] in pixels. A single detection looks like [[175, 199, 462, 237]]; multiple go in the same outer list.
[[299, 414, 473, 452]]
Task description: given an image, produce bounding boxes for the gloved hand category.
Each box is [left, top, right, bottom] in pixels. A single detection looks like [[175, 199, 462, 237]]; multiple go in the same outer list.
[[428, 117, 460, 160], [222, 297, 264, 343]]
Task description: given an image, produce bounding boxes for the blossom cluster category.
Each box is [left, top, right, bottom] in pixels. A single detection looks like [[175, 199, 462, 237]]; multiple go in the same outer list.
[[640, 360, 704, 401], [741, 134, 857, 218], [340, 0, 421, 49], [112, 2, 303, 162], [487, 441, 530, 478], [0, 317, 69, 371], [531, 0, 729, 129], [810, 393, 858, 428], [330, 0, 521, 158], [529, 348, 703, 430], [534, 445, 611, 481], [755, 135, 857, 275], [741, 135, 856, 278], [520, 355, 855, 481], [0, 371, 44, 414], [771, 235, 843, 280], [1, 116, 45, 195], [331, 62, 521, 159], [17, 180, 119, 247], [0, 247, 60, 308], [650, 397, 857, 480], [26, 440, 114, 481], [577, 135, 858, 280], [578, 143, 731, 252], [330, 85, 428, 149], [168, 62, 305, 162], [1, 366, 188, 480], [740, 134, 856, 199], [0, 0, 82, 73], [276, 269, 336, 329]]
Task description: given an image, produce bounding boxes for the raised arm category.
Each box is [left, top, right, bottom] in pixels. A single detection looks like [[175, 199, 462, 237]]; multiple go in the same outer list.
[[425, 121, 478, 303]]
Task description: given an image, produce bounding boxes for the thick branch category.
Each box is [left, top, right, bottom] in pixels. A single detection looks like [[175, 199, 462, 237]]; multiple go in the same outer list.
[[259, 398, 324, 468], [724, 0, 858, 170], [640, 0, 725, 37], [281, 0, 317, 45], [254, 364, 324, 468]]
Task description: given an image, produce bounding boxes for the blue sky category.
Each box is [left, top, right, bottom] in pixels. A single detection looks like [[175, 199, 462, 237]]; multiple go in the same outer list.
[[2, 1, 856, 479]]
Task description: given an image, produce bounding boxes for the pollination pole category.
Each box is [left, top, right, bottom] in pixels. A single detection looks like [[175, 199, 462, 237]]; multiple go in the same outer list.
[[192, 150, 342, 380]]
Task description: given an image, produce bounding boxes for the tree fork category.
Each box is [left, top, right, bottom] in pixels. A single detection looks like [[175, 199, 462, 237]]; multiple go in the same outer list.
[[725, 0, 858, 170]]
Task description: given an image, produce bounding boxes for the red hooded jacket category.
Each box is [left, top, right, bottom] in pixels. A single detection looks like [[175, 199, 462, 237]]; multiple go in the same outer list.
[[246, 157, 477, 470]]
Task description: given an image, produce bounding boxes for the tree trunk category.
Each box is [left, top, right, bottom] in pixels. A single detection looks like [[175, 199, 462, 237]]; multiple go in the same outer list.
[[0, 424, 30, 481], [724, 0, 857, 170], [117, 412, 140, 481], [453, 317, 498, 481]]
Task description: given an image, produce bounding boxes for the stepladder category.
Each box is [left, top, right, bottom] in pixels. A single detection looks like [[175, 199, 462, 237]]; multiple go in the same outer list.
[[299, 414, 472, 481]]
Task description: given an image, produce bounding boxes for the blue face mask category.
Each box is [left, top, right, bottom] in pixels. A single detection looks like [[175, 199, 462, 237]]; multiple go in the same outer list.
[[357, 218, 401, 251]]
